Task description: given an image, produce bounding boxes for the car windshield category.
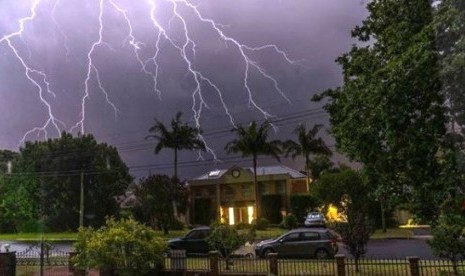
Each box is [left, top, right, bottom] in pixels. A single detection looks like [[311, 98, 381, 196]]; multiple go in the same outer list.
[[185, 229, 209, 239]]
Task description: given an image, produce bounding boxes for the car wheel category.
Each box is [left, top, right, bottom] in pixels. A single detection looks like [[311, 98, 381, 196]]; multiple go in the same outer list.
[[245, 253, 254, 258], [314, 249, 330, 259], [262, 248, 275, 258]]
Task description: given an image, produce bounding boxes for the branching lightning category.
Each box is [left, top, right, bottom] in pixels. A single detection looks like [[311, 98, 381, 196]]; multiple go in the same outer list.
[[1, 0, 299, 153]]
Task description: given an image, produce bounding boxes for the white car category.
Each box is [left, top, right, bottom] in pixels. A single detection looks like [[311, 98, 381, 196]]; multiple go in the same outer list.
[[304, 212, 326, 227]]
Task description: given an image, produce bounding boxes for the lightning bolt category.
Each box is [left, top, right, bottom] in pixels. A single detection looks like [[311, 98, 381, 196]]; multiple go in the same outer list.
[[51, 0, 71, 60], [1, 0, 64, 145], [70, 0, 118, 134], [2, 0, 300, 153]]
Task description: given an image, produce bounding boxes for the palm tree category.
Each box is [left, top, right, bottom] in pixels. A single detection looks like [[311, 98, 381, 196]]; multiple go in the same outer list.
[[284, 124, 332, 188], [224, 120, 282, 220], [147, 112, 205, 179]]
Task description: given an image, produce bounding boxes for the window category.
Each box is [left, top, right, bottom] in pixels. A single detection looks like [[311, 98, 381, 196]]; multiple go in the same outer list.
[[301, 232, 320, 241], [194, 188, 203, 197], [242, 184, 251, 197], [259, 182, 269, 195], [282, 233, 300, 243], [185, 229, 210, 239], [225, 186, 234, 196], [276, 180, 286, 194]]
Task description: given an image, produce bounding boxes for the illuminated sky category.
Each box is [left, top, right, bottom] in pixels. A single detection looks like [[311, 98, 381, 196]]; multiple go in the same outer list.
[[0, 0, 368, 179]]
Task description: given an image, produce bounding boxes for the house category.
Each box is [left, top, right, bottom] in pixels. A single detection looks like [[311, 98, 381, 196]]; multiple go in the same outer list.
[[187, 165, 309, 225]]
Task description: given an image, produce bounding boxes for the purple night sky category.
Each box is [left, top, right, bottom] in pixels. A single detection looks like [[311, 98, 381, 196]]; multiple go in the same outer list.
[[0, 0, 368, 180]]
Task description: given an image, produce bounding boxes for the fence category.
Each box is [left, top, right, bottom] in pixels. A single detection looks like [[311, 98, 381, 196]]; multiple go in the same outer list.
[[0, 250, 463, 275], [16, 246, 70, 276], [163, 253, 465, 276]]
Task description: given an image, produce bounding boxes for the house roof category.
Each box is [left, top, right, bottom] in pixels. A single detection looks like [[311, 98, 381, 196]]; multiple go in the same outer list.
[[193, 164, 305, 180]]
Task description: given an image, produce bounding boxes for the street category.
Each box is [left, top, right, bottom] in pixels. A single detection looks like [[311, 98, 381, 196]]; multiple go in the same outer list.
[[338, 238, 436, 259]]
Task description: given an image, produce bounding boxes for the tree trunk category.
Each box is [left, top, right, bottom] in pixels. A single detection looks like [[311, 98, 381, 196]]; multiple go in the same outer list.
[[380, 198, 387, 233], [174, 148, 178, 179], [253, 156, 260, 220], [305, 155, 311, 191]]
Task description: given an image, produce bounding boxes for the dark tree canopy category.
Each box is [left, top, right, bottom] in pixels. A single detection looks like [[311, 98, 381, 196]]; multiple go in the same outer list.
[[314, 0, 448, 223], [225, 120, 282, 219], [284, 124, 331, 184], [436, 0, 465, 137], [4, 133, 132, 232], [133, 174, 185, 234], [147, 112, 205, 179]]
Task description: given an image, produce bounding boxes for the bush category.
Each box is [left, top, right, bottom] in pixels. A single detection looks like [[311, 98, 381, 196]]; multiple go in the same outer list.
[[206, 224, 246, 270], [235, 222, 252, 230], [170, 219, 185, 230], [428, 214, 465, 275], [252, 218, 270, 230], [280, 214, 298, 230], [73, 217, 167, 274]]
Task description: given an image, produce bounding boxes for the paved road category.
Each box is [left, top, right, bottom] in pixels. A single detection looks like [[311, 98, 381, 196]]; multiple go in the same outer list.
[[338, 239, 436, 259]]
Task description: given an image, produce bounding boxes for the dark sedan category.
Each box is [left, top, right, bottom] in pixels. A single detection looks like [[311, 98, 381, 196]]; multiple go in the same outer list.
[[167, 226, 211, 254], [255, 228, 338, 259]]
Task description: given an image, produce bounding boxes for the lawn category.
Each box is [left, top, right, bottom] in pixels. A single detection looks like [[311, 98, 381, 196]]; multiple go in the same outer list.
[[370, 228, 413, 239], [0, 227, 413, 242]]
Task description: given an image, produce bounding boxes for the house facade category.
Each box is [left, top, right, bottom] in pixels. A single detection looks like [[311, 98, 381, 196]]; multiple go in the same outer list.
[[188, 165, 308, 225]]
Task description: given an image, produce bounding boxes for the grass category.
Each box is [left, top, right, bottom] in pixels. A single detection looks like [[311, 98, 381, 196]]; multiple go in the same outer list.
[[0, 227, 414, 242], [370, 228, 414, 239]]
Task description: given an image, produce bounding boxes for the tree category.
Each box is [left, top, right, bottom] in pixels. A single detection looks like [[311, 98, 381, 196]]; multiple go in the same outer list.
[[306, 154, 336, 180], [206, 224, 245, 270], [435, 0, 465, 136], [313, 0, 448, 224], [224, 120, 282, 219], [0, 150, 18, 174], [133, 174, 185, 234], [313, 169, 375, 272], [147, 112, 205, 179], [73, 217, 167, 274], [10, 133, 132, 231], [283, 124, 332, 187], [428, 188, 465, 275]]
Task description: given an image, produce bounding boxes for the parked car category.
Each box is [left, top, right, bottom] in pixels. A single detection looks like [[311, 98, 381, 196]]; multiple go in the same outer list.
[[254, 228, 338, 259], [167, 226, 211, 254], [304, 212, 326, 227]]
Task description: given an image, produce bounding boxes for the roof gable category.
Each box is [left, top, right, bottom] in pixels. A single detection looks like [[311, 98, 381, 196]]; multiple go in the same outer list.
[[193, 164, 305, 181]]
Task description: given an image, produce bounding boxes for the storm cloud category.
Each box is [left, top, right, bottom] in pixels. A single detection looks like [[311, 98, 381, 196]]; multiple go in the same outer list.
[[0, 0, 368, 179]]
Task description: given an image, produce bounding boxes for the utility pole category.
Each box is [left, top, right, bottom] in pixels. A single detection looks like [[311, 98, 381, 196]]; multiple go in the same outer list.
[[79, 170, 84, 228]]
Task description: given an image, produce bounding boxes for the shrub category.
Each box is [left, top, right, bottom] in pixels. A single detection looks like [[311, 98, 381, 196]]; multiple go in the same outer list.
[[170, 219, 185, 230], [252, 218, 270, 230], [428, 214, 465, 275], [234, 222, 252, 230], [280, 214, 298, 230], [206, 224, 246, 270], [73, 217, 167, 274]]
